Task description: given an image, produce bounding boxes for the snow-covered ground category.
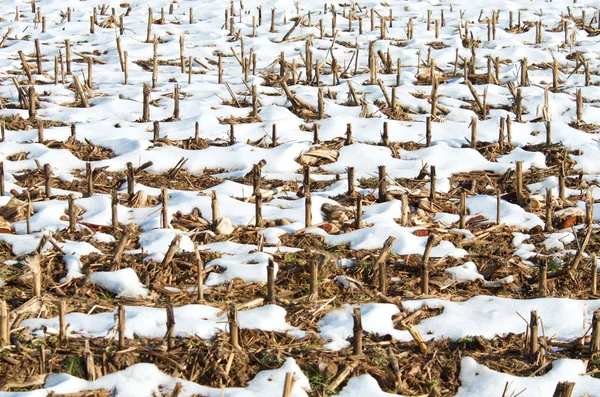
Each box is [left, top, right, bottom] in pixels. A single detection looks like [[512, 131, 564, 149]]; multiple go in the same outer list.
[[1, 0, 600, 395]]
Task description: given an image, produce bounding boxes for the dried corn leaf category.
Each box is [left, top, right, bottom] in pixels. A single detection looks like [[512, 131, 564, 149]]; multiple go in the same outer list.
[[523, 194, 544, 209], [319, 223, 340, 234], [410, 208, 431, 225], [174, 217, 210, 229], [63, 204, 84, 218], [417, 198, 444, 213], [99, 15, 119, 28], [321, 203, 350, 223], [0, 215, 12, 233], [0, 196, 31, 221], [298, 149, 339, 166], [556, 207, 585, 229], [215, 216, 235, 235], [130, 190, 158, 208]]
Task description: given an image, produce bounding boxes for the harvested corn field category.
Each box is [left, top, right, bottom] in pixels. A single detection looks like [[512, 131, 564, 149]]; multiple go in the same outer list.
[[1, 0, 600, 396]]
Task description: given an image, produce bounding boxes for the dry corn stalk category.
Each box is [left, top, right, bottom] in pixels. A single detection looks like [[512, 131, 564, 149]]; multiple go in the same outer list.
[[20, 254, 41, 297], [405, 323, 428, 353]]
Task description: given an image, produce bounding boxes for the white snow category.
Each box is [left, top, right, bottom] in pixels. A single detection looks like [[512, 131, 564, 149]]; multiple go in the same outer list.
[[466, 196, 544, 229], [456, 357, 600, 397], [444, 261, 484, 283], [403, 296, 600, 342], [333, 375, 410, 397], [19, 358, 310, 397], [1, 0, 600, 394], [318, 303, 409, 350], [88, 268, 150, 299], [21, 304, 301, 340]]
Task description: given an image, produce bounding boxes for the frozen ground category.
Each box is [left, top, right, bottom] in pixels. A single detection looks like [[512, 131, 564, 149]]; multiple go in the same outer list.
[[1, 0, 600, 395]]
